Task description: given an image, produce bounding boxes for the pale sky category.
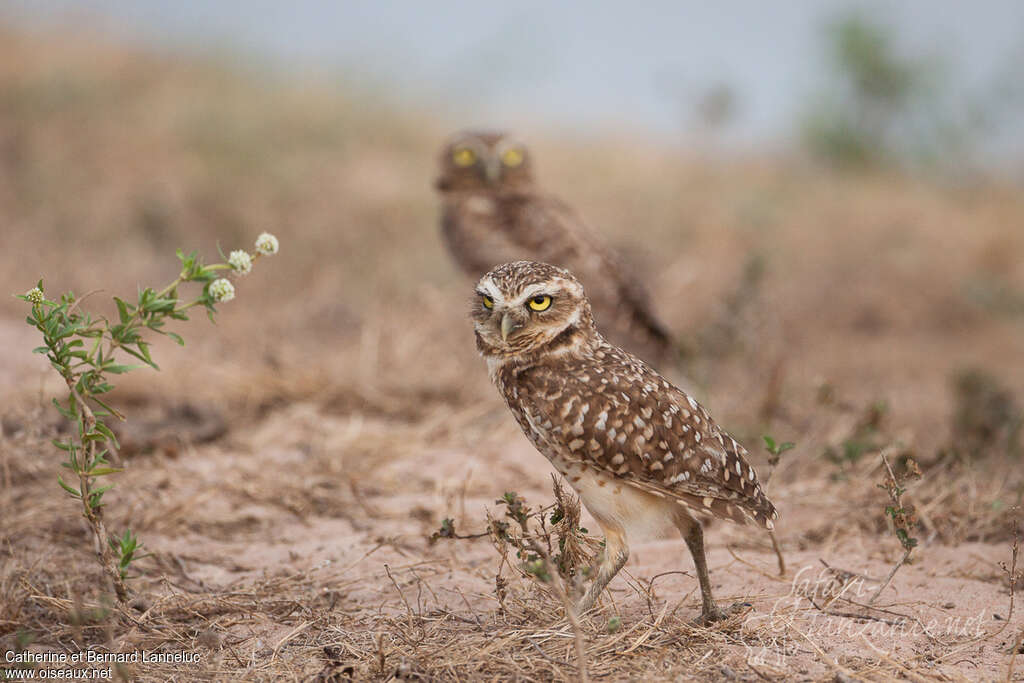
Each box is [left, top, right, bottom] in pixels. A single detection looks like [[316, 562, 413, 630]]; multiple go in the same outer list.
[[7, 1, 1024, 155]]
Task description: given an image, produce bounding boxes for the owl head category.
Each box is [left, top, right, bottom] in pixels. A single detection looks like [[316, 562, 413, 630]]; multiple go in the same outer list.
[[473, 261, 595, 358], [436, 130, 534, 192]]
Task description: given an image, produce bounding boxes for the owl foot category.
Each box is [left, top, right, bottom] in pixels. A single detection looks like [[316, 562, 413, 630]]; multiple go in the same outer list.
[[574, 593, 597, 616], [693, 601, 750, 626]]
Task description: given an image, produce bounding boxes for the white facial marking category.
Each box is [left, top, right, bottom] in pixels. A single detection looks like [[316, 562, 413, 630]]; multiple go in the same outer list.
[[476, 277, 504, 303]]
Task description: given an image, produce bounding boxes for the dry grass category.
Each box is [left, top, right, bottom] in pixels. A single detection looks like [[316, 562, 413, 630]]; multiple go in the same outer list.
[[1, 24, 1023, 681]]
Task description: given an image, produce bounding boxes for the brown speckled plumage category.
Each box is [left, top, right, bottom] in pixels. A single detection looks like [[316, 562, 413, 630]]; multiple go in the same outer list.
[[439, 130, 673, 365], [473, 261, 777, 619]]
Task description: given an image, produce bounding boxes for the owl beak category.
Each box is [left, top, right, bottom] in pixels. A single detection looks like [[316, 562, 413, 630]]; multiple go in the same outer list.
[[500, 313, 522, 341], [485, 159, 502, 184]]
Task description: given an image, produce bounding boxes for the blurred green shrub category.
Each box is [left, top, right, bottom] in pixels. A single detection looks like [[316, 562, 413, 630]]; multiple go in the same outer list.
[[801, 12, 943, 169]]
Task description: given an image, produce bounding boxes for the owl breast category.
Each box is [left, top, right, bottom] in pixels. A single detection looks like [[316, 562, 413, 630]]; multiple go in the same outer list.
[[464, 196, 496, 215]]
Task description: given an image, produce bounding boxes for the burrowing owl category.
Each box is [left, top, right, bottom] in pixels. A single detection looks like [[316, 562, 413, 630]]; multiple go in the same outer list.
[[437, 130, 674, 365], [472, 261, 777, 621]]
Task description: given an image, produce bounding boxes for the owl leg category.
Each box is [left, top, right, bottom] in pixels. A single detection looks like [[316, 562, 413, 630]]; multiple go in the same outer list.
[[675, 513, 731, 624], [575, 520, 628, 614]]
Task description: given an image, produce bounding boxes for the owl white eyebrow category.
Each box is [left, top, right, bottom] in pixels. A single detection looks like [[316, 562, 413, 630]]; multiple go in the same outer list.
[[477, 280, 504, 302], [519, 283, 556, 300]]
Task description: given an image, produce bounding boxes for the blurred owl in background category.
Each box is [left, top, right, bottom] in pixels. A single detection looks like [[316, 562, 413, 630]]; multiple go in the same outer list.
[[435, 130, 675, 366]]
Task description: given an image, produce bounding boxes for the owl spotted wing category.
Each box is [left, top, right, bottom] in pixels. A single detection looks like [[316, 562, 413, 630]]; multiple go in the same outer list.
[[517, 351, 777, 529]]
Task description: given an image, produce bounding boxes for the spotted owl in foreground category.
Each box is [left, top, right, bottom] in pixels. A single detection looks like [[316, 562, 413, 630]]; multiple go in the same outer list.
[[437, 130, 674, 366], [472, 260, 777, 621]]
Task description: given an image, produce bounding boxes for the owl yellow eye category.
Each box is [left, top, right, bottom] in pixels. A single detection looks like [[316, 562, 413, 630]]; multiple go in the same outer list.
[[527, 295, 552, 311], [501, 148, 524, 167], [452, 147, 476, 167], [482, 295, 494, 310]]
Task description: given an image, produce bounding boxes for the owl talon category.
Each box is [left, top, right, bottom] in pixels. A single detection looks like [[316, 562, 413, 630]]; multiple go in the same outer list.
[[694, 601, 748, 626], [574, 597, 595, 616]]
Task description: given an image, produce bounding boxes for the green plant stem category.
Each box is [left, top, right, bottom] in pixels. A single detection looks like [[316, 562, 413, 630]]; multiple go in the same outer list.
[[65, 379, 130, 603]]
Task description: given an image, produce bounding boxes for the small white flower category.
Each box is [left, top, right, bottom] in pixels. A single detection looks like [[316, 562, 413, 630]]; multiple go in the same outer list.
[[228, 250, 253, 275], [209, 278, 235, 303], [254, 232, 279, 256], [25, 287, 44, 304]]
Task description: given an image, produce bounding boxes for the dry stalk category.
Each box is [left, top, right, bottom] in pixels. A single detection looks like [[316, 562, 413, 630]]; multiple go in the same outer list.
[[1001, 517, 1022, 683], [868, 453, 917, 605], [513, 505, 590, 683]]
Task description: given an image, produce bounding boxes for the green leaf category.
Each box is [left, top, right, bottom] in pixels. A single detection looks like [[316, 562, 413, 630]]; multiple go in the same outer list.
[[138, 287, 155, 310], [51, 397, 74, 419], [90, 396, 124, 421], [93, 420, 121, 446], [148, 297, 176, 313], [113, 297, 132, 324], [57, 476, 81, 498], [89, 485, 114, 508], [104, 363, 140, 374], [137, 341, 153, 363], [32, 346, 49, 354], [120, 345, 159, 369], [84, 467, 123, 477], [167, 332, 185, 346]]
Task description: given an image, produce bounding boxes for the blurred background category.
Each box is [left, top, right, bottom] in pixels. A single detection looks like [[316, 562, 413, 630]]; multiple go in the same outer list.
[[1, 4, 1022, 678], [1, 2, 1021, 161], [8, 0, 1024, 161]]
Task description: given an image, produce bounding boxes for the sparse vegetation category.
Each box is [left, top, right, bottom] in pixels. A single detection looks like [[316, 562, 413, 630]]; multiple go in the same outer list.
[[822, 400, 889, 475], [15, 236, 277, 601], [762, 434, 795, 472], [433, 478, 599, 602], [869, 451, 922, 604]]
